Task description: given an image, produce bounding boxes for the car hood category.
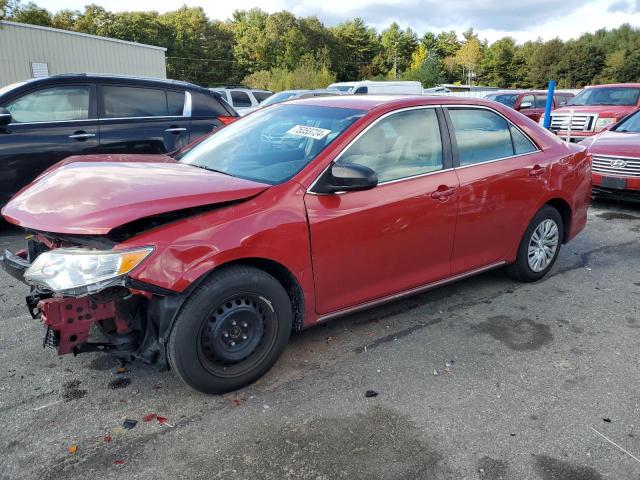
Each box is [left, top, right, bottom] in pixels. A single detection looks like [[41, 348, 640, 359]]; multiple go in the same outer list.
[[586, 131, 640, 158], [1, 154, 270, 235], [553, 105, 636, 118]]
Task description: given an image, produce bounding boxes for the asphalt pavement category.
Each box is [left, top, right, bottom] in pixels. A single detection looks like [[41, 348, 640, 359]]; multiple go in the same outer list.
[[0, 199, 639, 480]]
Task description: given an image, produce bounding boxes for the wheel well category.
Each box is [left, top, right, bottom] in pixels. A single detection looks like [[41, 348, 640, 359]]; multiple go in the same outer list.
[[545, 198, 572, 243], [217, 258, 305, 331]]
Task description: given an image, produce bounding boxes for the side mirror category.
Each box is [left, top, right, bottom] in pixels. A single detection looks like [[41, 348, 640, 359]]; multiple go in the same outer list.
[[315, 163, 378, 194], [0, 107, 11, 126], [519, 102, 532, 110]]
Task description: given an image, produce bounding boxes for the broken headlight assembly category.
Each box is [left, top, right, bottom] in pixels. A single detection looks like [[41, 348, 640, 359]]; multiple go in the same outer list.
[[24, 247, 153, 295]]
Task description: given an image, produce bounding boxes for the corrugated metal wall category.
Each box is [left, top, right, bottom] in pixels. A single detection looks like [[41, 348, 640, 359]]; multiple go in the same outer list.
[[0, 21, 166, 87]]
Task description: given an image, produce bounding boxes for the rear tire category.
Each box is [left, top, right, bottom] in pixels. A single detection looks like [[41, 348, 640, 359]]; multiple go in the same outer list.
[[168, 265, 292, 394], [506, 205, 563, 283]]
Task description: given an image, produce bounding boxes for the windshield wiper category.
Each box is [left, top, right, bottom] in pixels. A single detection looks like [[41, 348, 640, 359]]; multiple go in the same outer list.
[[187, 163, 234, 177]]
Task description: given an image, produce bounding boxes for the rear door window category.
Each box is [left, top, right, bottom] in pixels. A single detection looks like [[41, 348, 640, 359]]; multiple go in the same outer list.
[[448, 108, 535, 165], [230, 90, 252, 108], [102, 86, 168, 118], [5, 86, 91, 123], [191, 91, 231, 117]]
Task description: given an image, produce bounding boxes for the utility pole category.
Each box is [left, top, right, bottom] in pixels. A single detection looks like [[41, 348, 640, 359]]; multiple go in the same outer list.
[[393, 44, 398, 79]]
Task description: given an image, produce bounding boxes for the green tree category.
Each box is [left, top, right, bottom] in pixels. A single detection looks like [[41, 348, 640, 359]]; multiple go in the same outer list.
[[455, 36, 482, 85], [7, 0, 52, 26], [481, 37, 521, 87], [378, 22, 418, 78], [331, 18, 380, 80], [402, 45, 442, 87]]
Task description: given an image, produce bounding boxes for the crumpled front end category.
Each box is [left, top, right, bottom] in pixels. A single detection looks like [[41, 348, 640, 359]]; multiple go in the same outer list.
[[1, 233, 181, 364]]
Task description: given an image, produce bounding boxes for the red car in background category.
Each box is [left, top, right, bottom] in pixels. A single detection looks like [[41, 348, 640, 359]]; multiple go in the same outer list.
[[580, 110, 640, 201], [547, 83, 640, 142], [485, 90, 574, 122], [1, 96, 591, 393]]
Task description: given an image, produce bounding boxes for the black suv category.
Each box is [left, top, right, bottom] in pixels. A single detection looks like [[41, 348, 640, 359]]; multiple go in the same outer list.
[[0, 74, 238, 206]]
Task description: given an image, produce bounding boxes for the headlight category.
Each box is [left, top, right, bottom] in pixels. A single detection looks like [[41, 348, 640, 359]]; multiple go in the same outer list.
[[595, 117, 616, 132], [24, 247, 153, 295]]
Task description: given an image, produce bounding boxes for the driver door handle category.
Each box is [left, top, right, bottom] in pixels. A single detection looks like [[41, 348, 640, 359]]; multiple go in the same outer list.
[[430, 185, 457, 201], [529, 165, 546, 176], [68, 132, 96, 140], [165, 127, 187, 133]]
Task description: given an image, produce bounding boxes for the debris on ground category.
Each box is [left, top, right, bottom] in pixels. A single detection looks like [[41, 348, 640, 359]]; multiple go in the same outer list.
[[603, 418, 612, 423], [143, 413, 157, 422], [122, 419, 137, 430], [157, 416, 174, 427], [103, 434, 112, 443], [433, 359, 456, 376], [114, 459, 125, 466], [365, 390, 379, 398], [326, 336, 333, 344], [67, 444, 78, 454], [116, 366, 129, 374], [108, 377, 131, 390]]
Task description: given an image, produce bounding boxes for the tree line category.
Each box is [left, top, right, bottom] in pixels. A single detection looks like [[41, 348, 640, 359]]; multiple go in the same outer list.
[[2, 0, 640, 91]]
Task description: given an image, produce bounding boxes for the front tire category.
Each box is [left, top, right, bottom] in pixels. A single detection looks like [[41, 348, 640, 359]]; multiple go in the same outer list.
[[506, 205, 563, 282], [168, 265, 293, 394]]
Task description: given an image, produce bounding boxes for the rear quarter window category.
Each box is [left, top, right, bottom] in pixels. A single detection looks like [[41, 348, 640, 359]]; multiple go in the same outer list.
[[448, 108, 536, 165], [191, 91, 231, 117]]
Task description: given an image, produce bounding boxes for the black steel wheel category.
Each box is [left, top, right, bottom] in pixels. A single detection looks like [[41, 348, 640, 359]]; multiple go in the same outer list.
[[168, 265, 293, 394]]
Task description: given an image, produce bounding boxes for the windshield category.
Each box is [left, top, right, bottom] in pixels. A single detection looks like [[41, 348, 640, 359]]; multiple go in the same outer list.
[[328, 85, 354, 92], [568, 87, 640, 106], [176, 104, 365, 184], [613, 110, 640, 133], [485, 94, 519, 108], [260, 91, 299, 107]]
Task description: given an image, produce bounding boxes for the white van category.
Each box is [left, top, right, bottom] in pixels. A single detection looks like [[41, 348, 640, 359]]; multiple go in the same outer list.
[[327, 80, 423, 95]]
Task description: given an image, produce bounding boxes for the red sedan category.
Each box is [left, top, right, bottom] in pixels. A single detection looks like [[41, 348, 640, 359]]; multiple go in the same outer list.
[[1, 96, 591, 393], [580, 110, 640, 201]]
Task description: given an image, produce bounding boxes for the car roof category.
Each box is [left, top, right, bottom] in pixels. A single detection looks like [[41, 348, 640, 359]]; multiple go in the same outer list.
[[488, 90, 550, 95], [287, 95, 504, 111], [9, 73, 208, 91]]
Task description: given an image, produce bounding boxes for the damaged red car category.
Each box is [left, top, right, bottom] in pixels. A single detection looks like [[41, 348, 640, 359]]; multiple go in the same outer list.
[[1, 96, 591, 393]]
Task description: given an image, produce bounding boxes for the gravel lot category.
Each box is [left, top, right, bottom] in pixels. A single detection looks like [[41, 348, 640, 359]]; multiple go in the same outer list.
[[0, 199, 639, 480]]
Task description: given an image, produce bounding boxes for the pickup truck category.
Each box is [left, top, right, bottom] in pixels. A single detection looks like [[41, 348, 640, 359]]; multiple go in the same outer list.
[[545, 83, 640, 142]]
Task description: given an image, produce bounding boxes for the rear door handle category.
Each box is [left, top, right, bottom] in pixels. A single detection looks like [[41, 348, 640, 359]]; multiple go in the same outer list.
[[430, 186, 457, 201], [529, 165, 546, 176], [68, 132, 96, 140], [165, 127, 187, 133]]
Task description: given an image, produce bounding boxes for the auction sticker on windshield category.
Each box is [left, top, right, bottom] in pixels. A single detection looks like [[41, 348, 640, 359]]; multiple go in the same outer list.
[[287, 125, 332, 140]]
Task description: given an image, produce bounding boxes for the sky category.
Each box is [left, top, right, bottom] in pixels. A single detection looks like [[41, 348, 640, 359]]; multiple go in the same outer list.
[[32, 0, 640, 43]]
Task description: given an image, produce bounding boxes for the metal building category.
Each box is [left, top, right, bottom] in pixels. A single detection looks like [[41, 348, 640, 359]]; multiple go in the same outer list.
[[0, 21, 166, 87]]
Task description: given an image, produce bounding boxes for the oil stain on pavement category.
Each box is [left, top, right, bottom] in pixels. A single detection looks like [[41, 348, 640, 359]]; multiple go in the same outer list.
[[534, 455, 603, 480], [195, 406, 455, 479], [61, 380, 87, 402], [474, 316, 552, 351]]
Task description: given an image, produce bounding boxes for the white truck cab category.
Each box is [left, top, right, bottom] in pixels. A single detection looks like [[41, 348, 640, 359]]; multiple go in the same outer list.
[[210, 87, 273, 116], [327, 80, 423, 95]]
